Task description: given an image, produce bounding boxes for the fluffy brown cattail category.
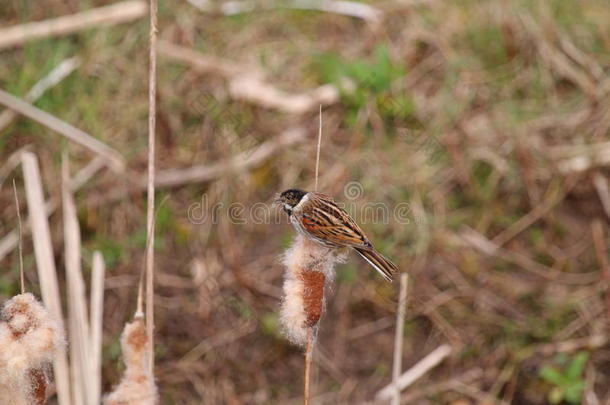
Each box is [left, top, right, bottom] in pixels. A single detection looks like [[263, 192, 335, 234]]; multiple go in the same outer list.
[[104, 318, 157, 405], [0, 293, 65, 405], [280, 234, 346, 347]]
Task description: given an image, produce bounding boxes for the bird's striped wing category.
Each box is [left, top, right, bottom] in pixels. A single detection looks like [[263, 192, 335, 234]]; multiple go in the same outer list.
[[298, 193, 371, 248]]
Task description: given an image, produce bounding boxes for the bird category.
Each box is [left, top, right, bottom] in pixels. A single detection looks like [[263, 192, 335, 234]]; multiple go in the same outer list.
[[276, 188, 399, 282]]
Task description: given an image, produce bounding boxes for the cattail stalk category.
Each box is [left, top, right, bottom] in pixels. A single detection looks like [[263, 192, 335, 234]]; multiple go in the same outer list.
[[284, 106, 328, 404], [391, 273, 409, 405], [304, 329, 314, 405], [280, 235, 345, 403]]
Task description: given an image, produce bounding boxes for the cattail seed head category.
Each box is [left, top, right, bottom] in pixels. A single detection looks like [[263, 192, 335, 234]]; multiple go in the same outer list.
[[0, 293, 65, 404], [104, 318, 158, 405], [280, 235, 346, 347]]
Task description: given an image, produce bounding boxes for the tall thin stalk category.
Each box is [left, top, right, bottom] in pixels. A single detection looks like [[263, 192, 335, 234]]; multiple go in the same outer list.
[[12, 179, 25, 294], [145, 0, 158, 374], [21, 152, 71, 405], [90, 251, 106, 404], [314, 105, 322, 192], [304, 329, 314, 405], [302, 105, 324, 404], [391, 273, 409, 405], [62, 156, 94, 405]]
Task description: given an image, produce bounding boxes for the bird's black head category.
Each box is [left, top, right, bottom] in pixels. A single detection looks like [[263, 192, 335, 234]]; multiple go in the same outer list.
[[277, 189, 307, 215]]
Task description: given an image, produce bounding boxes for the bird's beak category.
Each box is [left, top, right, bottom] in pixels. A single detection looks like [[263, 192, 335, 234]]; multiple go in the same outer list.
[[272, 193, 282, 206]]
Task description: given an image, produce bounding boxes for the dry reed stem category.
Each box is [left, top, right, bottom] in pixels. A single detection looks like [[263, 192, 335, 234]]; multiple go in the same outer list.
[[21, 152, 72, 405], [0, 156, 105, 263], [390, 273, 409, 405], [136, 269, 145, 319], [0, 58, 79, 132], [189, 0, 382, 23], [145, 0, 158, 374], [376, 344, 452, 400], [62, 157, 94, 405], [281, 0, 382, 23], [12, 179, 25, 294], [158, 41, 339, 114], [228, 77, 338, 114], [0, 145, 33, 190], [90, 251, 106, 405], [304, 329, 314, 405], [137, 194, 164, 321], [315, 106, 322, 192], [0, 89, 125, 171], [0, 0, 147, 49]]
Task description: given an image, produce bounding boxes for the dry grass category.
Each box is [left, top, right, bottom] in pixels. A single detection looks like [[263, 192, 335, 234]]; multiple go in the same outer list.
[[62, 156, 95, 404], [90, 251, 106, 405], [20, 152, 71, 405], [1, 0, 610, 403]]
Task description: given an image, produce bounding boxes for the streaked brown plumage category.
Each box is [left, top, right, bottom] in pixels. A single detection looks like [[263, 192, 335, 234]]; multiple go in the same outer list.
[[277, 189, 399, 282]]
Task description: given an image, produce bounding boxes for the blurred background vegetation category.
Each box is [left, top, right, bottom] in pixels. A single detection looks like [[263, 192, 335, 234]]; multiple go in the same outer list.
[[1, 0, 609, 403]]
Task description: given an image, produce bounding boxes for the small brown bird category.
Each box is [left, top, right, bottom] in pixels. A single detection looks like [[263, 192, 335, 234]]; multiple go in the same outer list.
[[277, 189, 399, 282]]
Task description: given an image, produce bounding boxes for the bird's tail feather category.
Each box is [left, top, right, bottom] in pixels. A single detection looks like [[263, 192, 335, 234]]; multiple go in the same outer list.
[[355, 247, 399, 282]]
